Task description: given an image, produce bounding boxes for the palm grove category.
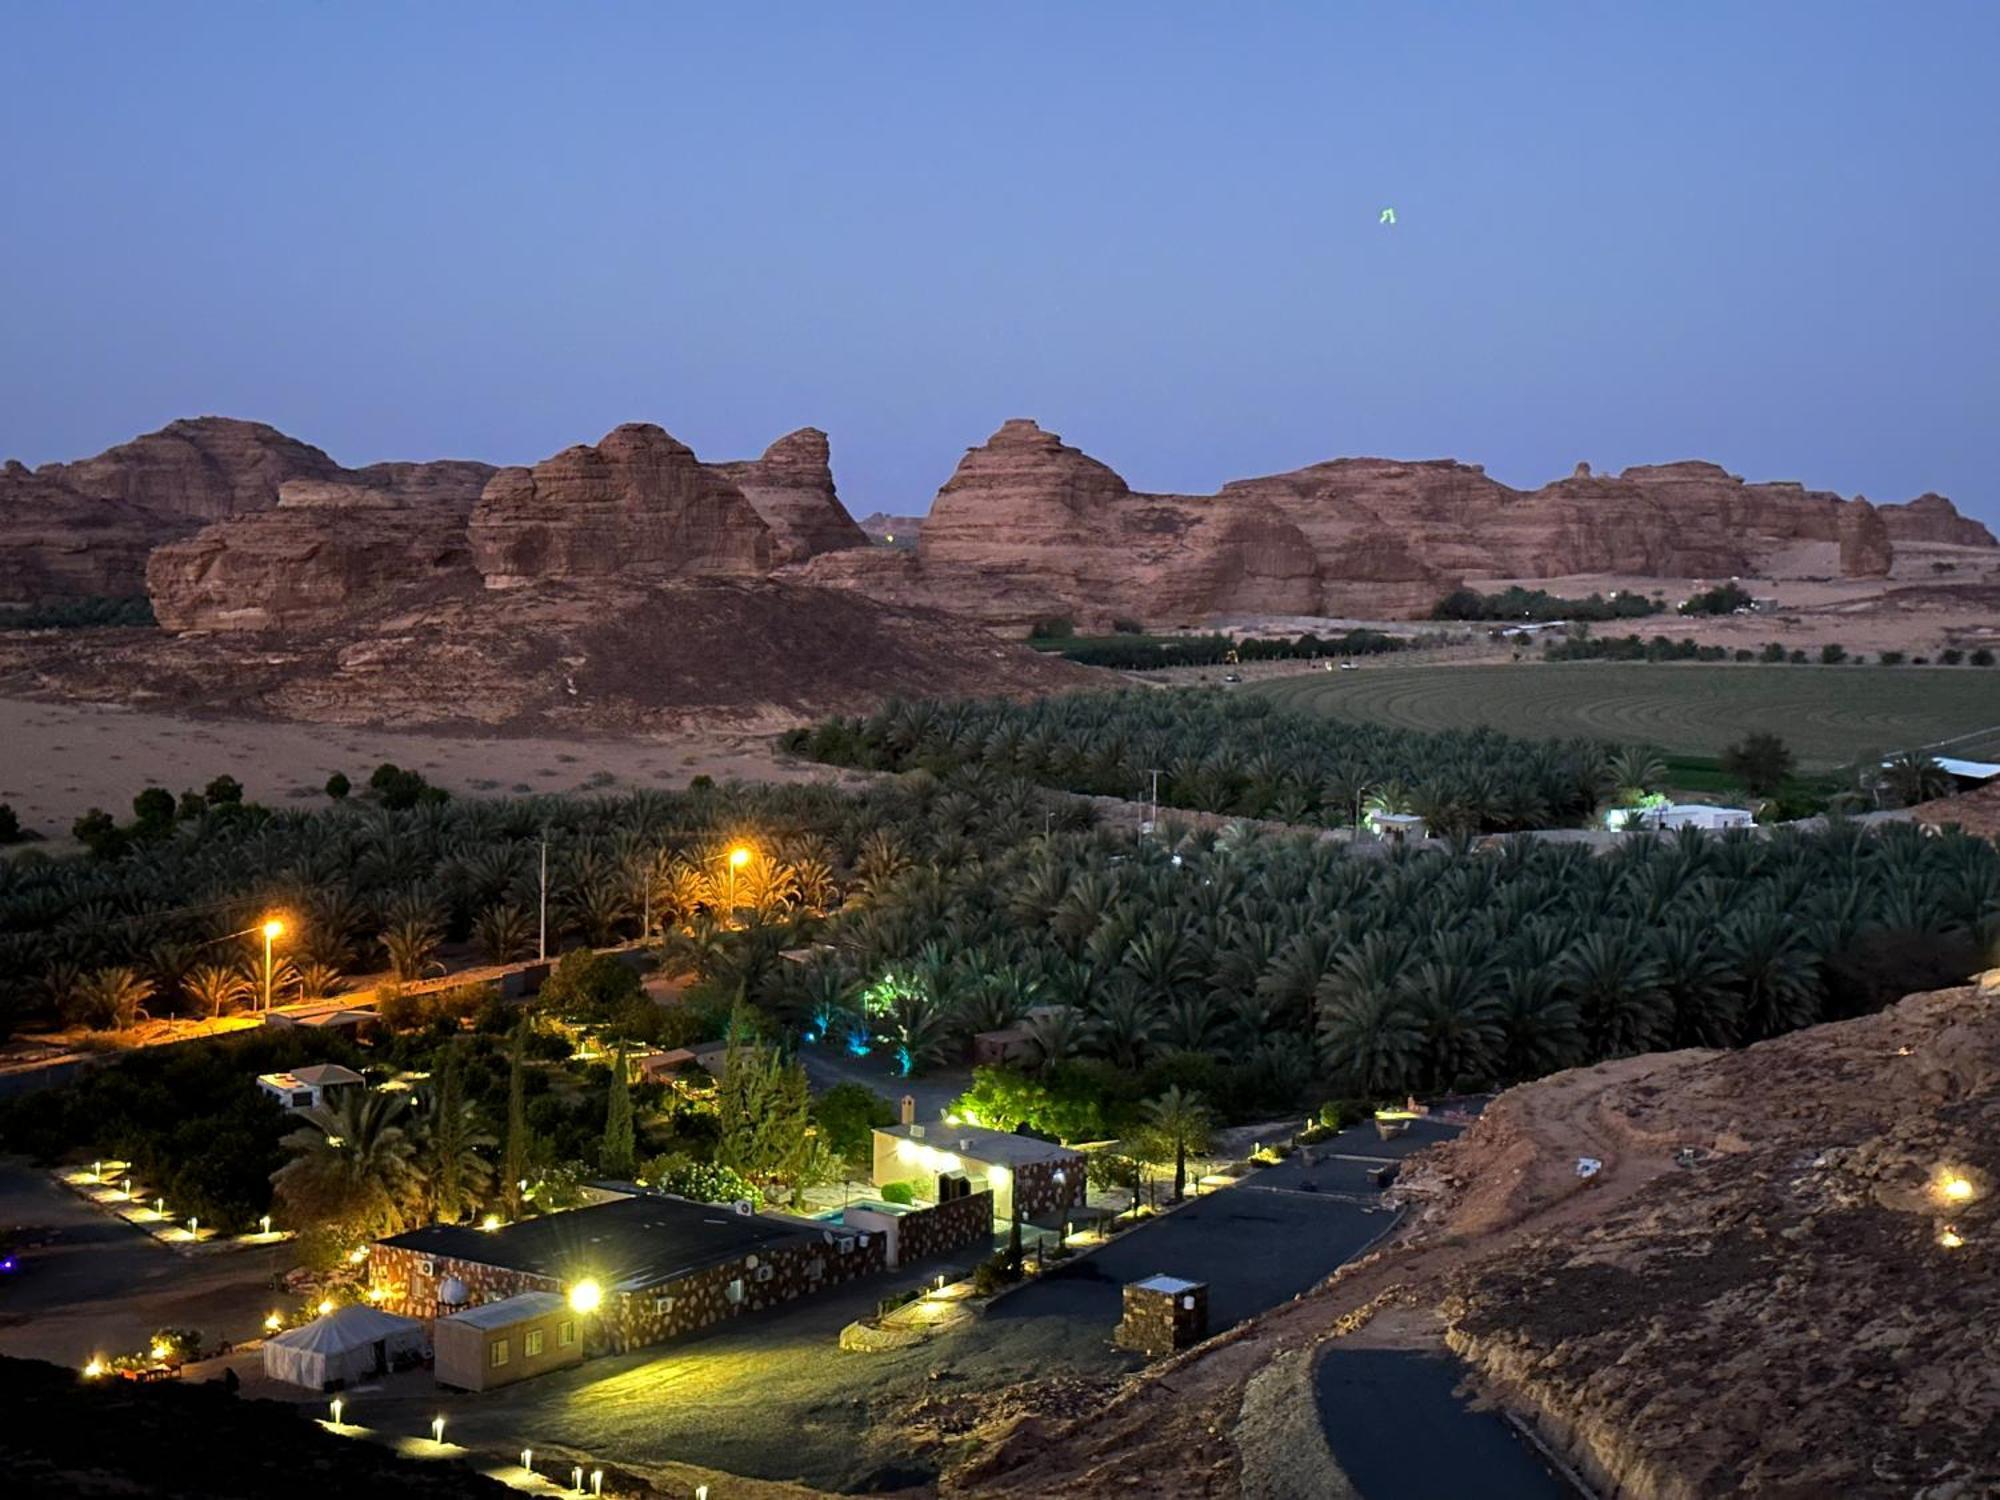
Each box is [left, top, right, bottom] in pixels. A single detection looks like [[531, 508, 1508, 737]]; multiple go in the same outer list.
[[1, 714, 1992, 1248]]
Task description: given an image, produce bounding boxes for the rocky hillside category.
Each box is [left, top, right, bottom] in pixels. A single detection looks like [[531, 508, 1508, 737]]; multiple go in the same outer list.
[[958, 982, 2000, 1499], [0, 418, 493, 605], [800, 423, 1994, 631]]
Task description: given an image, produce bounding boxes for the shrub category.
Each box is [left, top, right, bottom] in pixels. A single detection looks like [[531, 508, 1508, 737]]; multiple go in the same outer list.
[[1941, 649, 1964, 666], [971, 1251, 1020, 1296], [204, 775, 244, 806], [1759, 642, 1788, 663], [1679, 582, 1754, 616], [878, 1179, 919, 1206], [131, 787, 176, 829], [1028, 617, 1075, 640], [176, 790, 207, 821], [1878, 650, 1905, 666], [538, 950, 641, 1022], [0, 804, 21, 844], [1110, 617, 1144, 635], [368, 763, 444, 811], [324, 772, 351, 800], [644, 1157, 761, 1207], [1317, 1098, 1371, 1131], [1819, 644, 1846, 664], [1973, 648, 1996, 667]]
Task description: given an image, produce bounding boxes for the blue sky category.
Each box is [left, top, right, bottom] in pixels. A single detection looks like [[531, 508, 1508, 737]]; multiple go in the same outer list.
[[3, 3, 1995, 519]]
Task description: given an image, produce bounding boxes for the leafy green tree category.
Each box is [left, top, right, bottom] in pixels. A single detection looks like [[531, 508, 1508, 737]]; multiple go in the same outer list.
[[324, 772, 351, 800], [131, 787, 176, 834], [501, 1014, 532, 1218], [1720, 732, 1796, 797], [600, 1046, 636, 1180], [0, 803, 21, 844], [714, 1031, 826, 1202], [812, 1081, 895, 1176], [204, 775, 244, 806], [415, 1049, 494, 1223], [538, 949, 641, 1020]]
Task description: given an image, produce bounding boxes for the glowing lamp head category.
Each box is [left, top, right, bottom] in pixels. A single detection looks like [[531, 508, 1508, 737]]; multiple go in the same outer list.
[[316, 1297, 335, 1317], [262, 918, 284, 940], [83, 1357, 105, 1378], [728, 845, 752, 869], [481, 1213, 502, 1232], [1942, 1174, 1975, 1204], [1940, 1226, 1966, 1249], [346, 1246, 368, 1264], [264, 1311, 283, 1332], [567, 1278, 603, 1314]]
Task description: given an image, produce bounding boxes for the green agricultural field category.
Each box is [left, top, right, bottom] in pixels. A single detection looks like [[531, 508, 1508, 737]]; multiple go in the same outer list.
[[1252, 662, 2000, 768]]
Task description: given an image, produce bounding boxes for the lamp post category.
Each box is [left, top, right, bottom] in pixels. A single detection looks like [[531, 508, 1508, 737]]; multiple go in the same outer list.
[[261, 918, 284, 1012], [725, 844, 752, 918]]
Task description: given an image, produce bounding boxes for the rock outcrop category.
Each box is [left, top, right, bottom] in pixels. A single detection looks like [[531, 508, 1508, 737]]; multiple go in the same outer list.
[[707, 428, 867, 564], [1880, 493, 1998, 547], [856, 512, 923, 547], [468, 424, 776, 587], [1837, 496, 1894, 577], [146, 474, 490, 632], [0, 418, 351, 603]]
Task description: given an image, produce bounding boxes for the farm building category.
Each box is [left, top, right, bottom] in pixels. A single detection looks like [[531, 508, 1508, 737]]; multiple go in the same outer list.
[[1607, 802, 1756, 833], [872, 1122, 1085, 1222]]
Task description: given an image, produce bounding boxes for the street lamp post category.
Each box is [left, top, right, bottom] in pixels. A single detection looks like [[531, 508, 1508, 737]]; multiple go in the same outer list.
[[725, 844, 752, 920], [261, 919, 284, 1012]]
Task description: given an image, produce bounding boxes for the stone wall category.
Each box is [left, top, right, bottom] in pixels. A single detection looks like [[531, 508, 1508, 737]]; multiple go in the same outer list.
[[370, 1242, 559, 1319], [1013, 1156, 1086, 1219], [597, 1227, 886, 1353], [895, 1189, 995, 1264], [1115, 1280, 1209, 1359]]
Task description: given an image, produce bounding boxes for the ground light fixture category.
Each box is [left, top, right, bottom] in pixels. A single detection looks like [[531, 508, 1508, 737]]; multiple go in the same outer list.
[[521, 1448, 533, 1473], [481, 1213, 503, 1232], [329, 1397, 344, 1427], [1941, 1173, 1975, 1204], [568, 1278, 603, 1314], [259, 1215, 272, 1235], [432, 1415, 446, 1446], [1941, 1226, 1966, 1249], [317, 1297, 335, 1316], [573, 1466, 585, 1493], [265, 1312, 283, 1332], [592, 1470, 604, 1495]]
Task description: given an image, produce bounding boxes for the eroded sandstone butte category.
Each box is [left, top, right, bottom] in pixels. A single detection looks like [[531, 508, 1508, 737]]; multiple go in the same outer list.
[[797, 423, 1985, 631], [1, 418, 350, 603], [468, 423, 781, 586], [708, 427, 868, 564]]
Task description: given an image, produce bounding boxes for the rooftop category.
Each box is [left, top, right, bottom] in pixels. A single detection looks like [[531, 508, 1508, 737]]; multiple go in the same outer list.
[[379, 1193, 817, 1291], [257, 1063, 364, 1090], [440, 1291, 568, 1329], [1131, 1274, 1203, 1295], [877, 1122, 1081, 1166]]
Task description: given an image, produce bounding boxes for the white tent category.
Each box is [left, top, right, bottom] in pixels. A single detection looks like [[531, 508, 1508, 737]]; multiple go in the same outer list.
[[262, 1304, 426, 1390]]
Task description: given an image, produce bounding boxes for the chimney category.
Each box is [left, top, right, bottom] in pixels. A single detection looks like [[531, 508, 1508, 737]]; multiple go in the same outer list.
[[900, 1094, 916, 1126]]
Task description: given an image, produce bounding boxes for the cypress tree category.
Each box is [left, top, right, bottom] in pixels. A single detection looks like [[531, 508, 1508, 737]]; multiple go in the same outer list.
[[601, 1046, 635, 1180], [503, 1012, 531, 1217]]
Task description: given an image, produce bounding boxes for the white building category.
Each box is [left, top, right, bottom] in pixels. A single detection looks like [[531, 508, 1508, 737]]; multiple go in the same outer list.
[[256, 1062, 365, 1111], [1608, 803, 1755, 833]]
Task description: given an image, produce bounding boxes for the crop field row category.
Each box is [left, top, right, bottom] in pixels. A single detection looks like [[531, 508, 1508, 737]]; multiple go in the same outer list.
[[1251, 662, 2000, 768]]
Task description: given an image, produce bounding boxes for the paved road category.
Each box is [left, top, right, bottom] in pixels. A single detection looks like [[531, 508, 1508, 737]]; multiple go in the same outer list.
[[0, 1160, 288, 1367], [1315, 1347, 1574, 1500]]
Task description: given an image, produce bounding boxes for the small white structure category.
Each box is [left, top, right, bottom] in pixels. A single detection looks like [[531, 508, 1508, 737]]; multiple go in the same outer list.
[[256, 1063, 365, 1111], [262, 1303, 424, 1390], [1609, 803, 1755, 833], [1366, 810, 1429, 842], [1914, 757, 2000, 785]]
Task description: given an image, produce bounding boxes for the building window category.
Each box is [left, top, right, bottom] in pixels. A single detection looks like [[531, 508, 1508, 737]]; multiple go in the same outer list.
[[490, 1338, 509, 1368], [524, 1328, 545, 1357], [558, 1319, 576, 1347]]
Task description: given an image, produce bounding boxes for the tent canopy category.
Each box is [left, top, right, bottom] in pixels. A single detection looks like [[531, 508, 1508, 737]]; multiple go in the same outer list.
[[263, 1304, 424, 1390]]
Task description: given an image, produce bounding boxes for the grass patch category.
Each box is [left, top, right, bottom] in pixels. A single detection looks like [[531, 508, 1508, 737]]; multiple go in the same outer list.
[[1254, 662, 2000, 769]]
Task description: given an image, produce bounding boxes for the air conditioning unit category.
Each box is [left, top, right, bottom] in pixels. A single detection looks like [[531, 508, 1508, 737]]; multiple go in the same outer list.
[[653, 1294, 676, 1314], [417, 1259, 436, 1277], [909, 1124, 926, 1140], [732, 1199, 754, 1216], [755, 1265, 774, 1283]]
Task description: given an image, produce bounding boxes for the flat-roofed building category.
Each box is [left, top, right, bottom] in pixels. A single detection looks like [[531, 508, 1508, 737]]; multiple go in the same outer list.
[[433, 1291, 582, 1391], [871, 1122, 1085, 1221]]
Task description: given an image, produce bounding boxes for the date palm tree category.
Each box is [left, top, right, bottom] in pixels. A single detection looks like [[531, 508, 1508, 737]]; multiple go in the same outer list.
[[1142, 1085, 1213, 1202], [184, 962, 251, 1020], [270, 1089, 420, 1243]]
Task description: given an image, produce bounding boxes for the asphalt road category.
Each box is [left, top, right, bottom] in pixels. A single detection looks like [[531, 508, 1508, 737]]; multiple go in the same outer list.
[[0, 1159, 289, 1367], [1315, 1347, 1574, 1500]]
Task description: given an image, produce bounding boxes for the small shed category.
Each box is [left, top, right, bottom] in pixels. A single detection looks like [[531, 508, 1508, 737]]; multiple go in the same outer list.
[[1114, 1274, 1209, 1358], [262, 1304, 425, 1390], [255, 1063, 365, 1111], [1366, 811, 1428, 843], [433, 1291, 582, 1391]]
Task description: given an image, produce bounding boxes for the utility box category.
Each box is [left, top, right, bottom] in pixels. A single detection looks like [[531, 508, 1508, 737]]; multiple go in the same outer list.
[[1115, 1274, 1208, 1359]]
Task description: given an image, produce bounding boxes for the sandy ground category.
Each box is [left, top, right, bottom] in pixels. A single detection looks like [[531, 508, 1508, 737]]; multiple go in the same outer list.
[[0, 697, 852, 843]]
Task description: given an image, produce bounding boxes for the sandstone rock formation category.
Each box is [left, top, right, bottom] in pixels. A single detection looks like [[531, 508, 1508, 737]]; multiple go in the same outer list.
[[856, 512, 923, 547], [468, 424, 777, 587], [708, 428, 867, 564], [1880, 493, 1998, 547], [0, 418, 350, 603], [146, 475, 489, 632], [810, 428, 1993, 629]]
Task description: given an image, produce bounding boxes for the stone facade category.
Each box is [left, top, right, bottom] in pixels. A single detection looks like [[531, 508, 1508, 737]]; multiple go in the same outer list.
[[372, 1218, 890, 1358], [1011, 1156, 1087, 1220], [891, 1190, 996, 1265], [1115, 1277, 1210, 1359]]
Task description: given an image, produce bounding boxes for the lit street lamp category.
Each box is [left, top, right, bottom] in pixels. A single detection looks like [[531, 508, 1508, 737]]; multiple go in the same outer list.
[[726, 843, 753, 917], [261, 918, 284, 1012]]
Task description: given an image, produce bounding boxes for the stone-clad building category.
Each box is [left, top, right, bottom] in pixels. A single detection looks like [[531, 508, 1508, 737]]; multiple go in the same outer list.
[[872, 1123, 1085, 1222], [372, 1193, 883, 1354]]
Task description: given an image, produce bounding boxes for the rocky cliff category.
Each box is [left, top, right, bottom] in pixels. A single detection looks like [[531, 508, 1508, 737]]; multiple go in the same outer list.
[[467, 423, 778, 587], [708, 427, 868, 564], [811, 430, 1990, 629], [0, 418, 351, 603]]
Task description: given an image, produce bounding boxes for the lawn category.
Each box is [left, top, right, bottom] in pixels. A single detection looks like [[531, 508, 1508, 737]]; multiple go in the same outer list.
[[1252, 662, 2000, 768]]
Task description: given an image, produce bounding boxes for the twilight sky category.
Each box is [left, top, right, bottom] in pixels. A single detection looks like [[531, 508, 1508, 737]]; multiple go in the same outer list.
[[3, 3, 1996, 520]]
